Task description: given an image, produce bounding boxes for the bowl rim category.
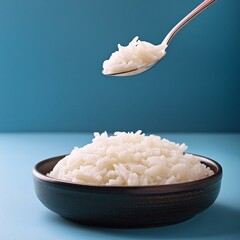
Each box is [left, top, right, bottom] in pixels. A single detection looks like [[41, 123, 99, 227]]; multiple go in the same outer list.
[[33, 153, 222, 192]]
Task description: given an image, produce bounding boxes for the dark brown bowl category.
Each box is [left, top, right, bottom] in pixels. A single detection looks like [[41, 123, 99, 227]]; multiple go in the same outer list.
[[33, 154, 222, 228]]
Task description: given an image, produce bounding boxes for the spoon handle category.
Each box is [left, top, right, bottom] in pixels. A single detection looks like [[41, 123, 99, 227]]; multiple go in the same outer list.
[[163, 0, 217, 45]]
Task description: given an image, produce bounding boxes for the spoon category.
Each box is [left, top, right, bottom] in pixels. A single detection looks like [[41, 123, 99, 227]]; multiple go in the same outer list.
[[104, 0, 217, 77]]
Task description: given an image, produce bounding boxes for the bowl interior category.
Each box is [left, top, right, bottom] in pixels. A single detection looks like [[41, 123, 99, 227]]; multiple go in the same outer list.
[[37, 155, 64, 175], [34, 154, 222, 189]]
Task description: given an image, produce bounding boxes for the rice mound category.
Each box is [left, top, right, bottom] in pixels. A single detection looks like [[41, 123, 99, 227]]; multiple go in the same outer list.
[[47, 131, 214, 186], [102, 36, 166, 75]]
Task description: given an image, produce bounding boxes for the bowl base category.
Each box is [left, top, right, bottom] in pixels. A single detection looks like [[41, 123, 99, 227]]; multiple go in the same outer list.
[[61, 215, 195, 228]]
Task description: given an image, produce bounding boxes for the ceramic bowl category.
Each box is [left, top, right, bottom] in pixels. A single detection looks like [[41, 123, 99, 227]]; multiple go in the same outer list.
[[33, 154, 222, 228]]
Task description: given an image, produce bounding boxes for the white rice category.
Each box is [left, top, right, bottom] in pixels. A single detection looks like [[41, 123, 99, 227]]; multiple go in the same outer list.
[[102, 36, 166, 75], [47, 131, 214, 186]]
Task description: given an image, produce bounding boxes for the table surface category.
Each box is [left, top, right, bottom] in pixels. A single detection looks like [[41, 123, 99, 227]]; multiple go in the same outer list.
[[1, 132, 240, 240]]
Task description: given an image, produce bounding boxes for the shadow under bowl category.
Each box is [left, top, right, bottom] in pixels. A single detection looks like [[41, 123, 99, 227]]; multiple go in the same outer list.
[[33, 154, 222, 228]]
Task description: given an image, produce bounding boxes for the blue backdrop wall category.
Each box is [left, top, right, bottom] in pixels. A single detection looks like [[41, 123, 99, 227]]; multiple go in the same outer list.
[[0, 0, 239, 132]]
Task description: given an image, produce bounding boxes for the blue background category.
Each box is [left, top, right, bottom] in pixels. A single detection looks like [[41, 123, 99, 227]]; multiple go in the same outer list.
[[0, 0, 239, 132]]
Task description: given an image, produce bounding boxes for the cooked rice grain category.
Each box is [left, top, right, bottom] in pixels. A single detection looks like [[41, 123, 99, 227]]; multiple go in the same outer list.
[[47, 131, 214, 186]]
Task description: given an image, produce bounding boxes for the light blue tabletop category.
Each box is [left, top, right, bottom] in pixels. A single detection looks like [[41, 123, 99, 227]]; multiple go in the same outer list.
[[1, 133, 240, 240]]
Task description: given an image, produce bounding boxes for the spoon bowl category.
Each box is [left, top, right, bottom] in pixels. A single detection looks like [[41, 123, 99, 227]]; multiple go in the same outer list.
[[106, 54, 166, 76]]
